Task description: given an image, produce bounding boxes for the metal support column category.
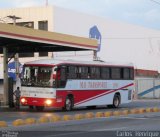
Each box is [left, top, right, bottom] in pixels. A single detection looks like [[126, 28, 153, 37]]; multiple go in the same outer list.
[[93, 50, 97, 60], [3, 47, 8, 105]]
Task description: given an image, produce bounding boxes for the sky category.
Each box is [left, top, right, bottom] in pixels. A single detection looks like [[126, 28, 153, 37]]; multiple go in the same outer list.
[[0, 0, 160, 30]]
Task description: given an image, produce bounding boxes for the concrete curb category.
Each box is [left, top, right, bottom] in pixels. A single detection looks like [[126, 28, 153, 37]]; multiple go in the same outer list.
[[63, 115, 73, 121], [95, 112, 104, 118], [146, 108, 153, 113], [74, 114, 84, 120], [138, 108, 146, 114], [130, 109, 138, 114], [0, 121, 8, 128], [50, 115, 61, 122], [113, 111, 121, 116], [85, 112, 95, 119], [37, 117, 49, 124], [2, 107, 160, 128], [104, 111, 112, 117], [12, 119, 25, 126], [121, 110, 129, 115], [25, 118, 36, 125], [153, 107, 159, 112]]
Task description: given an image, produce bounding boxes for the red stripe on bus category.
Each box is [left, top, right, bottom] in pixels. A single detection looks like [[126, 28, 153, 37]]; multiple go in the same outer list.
[[75, 83, 133, 105]]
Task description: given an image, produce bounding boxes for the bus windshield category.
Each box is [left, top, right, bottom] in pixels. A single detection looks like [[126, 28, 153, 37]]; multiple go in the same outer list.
[[21, 66, 53, 87]]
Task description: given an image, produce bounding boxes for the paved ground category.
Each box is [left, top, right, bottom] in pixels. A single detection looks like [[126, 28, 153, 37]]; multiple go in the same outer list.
[[1, 112, 160, 137], [0, 99, 160, 123]]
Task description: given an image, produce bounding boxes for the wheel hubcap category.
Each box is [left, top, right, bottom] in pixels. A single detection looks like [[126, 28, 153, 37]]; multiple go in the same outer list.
[[114, 98, 119, 107], [66, 99, 71, 110]]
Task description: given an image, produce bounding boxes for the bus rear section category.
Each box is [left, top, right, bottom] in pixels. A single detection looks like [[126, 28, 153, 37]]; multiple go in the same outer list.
[[20, 60, 134, 111]]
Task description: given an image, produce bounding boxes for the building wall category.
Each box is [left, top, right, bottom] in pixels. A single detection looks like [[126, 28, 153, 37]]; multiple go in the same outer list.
[[1, 6, 160, 71], [0, 6, 160, 100], [53, 7, 160, 72], [136, 78, 160, 99]]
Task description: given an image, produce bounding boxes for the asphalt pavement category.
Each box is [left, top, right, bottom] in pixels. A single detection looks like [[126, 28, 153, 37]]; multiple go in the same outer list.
[[1, 99, 160, 123], [1, 99, 160, 137], [1, 112, 160, 137]]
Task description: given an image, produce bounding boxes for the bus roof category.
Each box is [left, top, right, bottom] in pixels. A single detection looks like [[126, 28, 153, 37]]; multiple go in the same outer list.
[[25, 59, 134, 68]]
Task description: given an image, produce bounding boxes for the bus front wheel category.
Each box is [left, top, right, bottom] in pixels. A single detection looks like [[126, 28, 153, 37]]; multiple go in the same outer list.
[[64, 96, 73, 111]]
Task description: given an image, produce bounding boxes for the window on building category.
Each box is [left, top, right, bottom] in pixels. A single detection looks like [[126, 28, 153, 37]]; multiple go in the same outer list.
[[19, 53, 34, 58], [39, 52, 48, 57], [38, 20, 48, 31]]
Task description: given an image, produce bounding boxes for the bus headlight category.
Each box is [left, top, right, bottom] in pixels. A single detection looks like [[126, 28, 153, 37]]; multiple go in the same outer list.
[[45, 99, 52, 105], [21, 98, 26, 103]]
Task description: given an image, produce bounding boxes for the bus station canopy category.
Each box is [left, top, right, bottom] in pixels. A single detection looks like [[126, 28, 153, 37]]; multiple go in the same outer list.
[[0, 23, 98, 53]]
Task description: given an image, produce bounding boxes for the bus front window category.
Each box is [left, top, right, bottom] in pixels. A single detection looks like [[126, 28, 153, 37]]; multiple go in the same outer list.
[[22, 66, 53, 87]]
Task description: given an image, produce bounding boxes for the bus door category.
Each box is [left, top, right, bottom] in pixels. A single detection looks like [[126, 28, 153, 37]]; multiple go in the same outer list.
[[53, 66, 67, 88]]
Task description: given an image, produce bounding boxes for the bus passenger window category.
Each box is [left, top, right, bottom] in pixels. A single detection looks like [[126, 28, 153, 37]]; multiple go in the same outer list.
[[101, 67, 110, 79], [111, 68, 121, 79], [123, 68, 130, 79]]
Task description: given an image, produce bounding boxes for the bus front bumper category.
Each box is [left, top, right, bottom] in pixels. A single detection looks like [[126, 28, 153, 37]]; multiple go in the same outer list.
[[20, 97, 64, 108]]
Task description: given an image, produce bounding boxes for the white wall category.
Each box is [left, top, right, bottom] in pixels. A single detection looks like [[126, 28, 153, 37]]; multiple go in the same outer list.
[[53, 7, 160, 72], [136, 78, 160, 99]]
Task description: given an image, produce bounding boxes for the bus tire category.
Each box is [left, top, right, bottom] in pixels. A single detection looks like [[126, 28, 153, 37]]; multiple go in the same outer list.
[[36, 106, 44, 111], [64, 96, 73, 111], [113, 94, 120, 108]]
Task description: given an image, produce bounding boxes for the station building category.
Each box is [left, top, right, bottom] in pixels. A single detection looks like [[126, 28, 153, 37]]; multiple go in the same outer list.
[[0, 6, 160, 71], [0, 6, 160, 99]]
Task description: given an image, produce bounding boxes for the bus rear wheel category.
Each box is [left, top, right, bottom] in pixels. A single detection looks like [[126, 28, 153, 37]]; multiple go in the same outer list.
[[107, 94, 120, 108], [36, 106, 44, 111], [113, 95, 120, 108], [64, 97, 73, 111]]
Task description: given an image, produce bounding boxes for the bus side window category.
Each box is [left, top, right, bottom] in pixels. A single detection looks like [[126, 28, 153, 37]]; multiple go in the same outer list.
[[111, 67, 121, 79], [67, 66, 77, 79], [60, 67, 67, 81], [123, 68, 130, 79], [79, 66, 88, 79], [101, 67, 110, 79], [129, 68, 134, 80], [90, 67, 100, 79]]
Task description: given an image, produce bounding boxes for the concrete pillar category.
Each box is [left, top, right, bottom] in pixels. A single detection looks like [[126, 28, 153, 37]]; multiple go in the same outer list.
[[93, 50, 97, 60], [3, 47, 8, 105], [14, 53, 19, 87]]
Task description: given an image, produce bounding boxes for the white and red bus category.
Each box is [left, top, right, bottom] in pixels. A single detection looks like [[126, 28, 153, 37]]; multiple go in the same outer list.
[[20, 59, 134, 111]]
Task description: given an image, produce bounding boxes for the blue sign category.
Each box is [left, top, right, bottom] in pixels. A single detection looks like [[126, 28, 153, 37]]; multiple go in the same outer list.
[[8, 61, 23, 81], [89, 25, 102, 52]]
